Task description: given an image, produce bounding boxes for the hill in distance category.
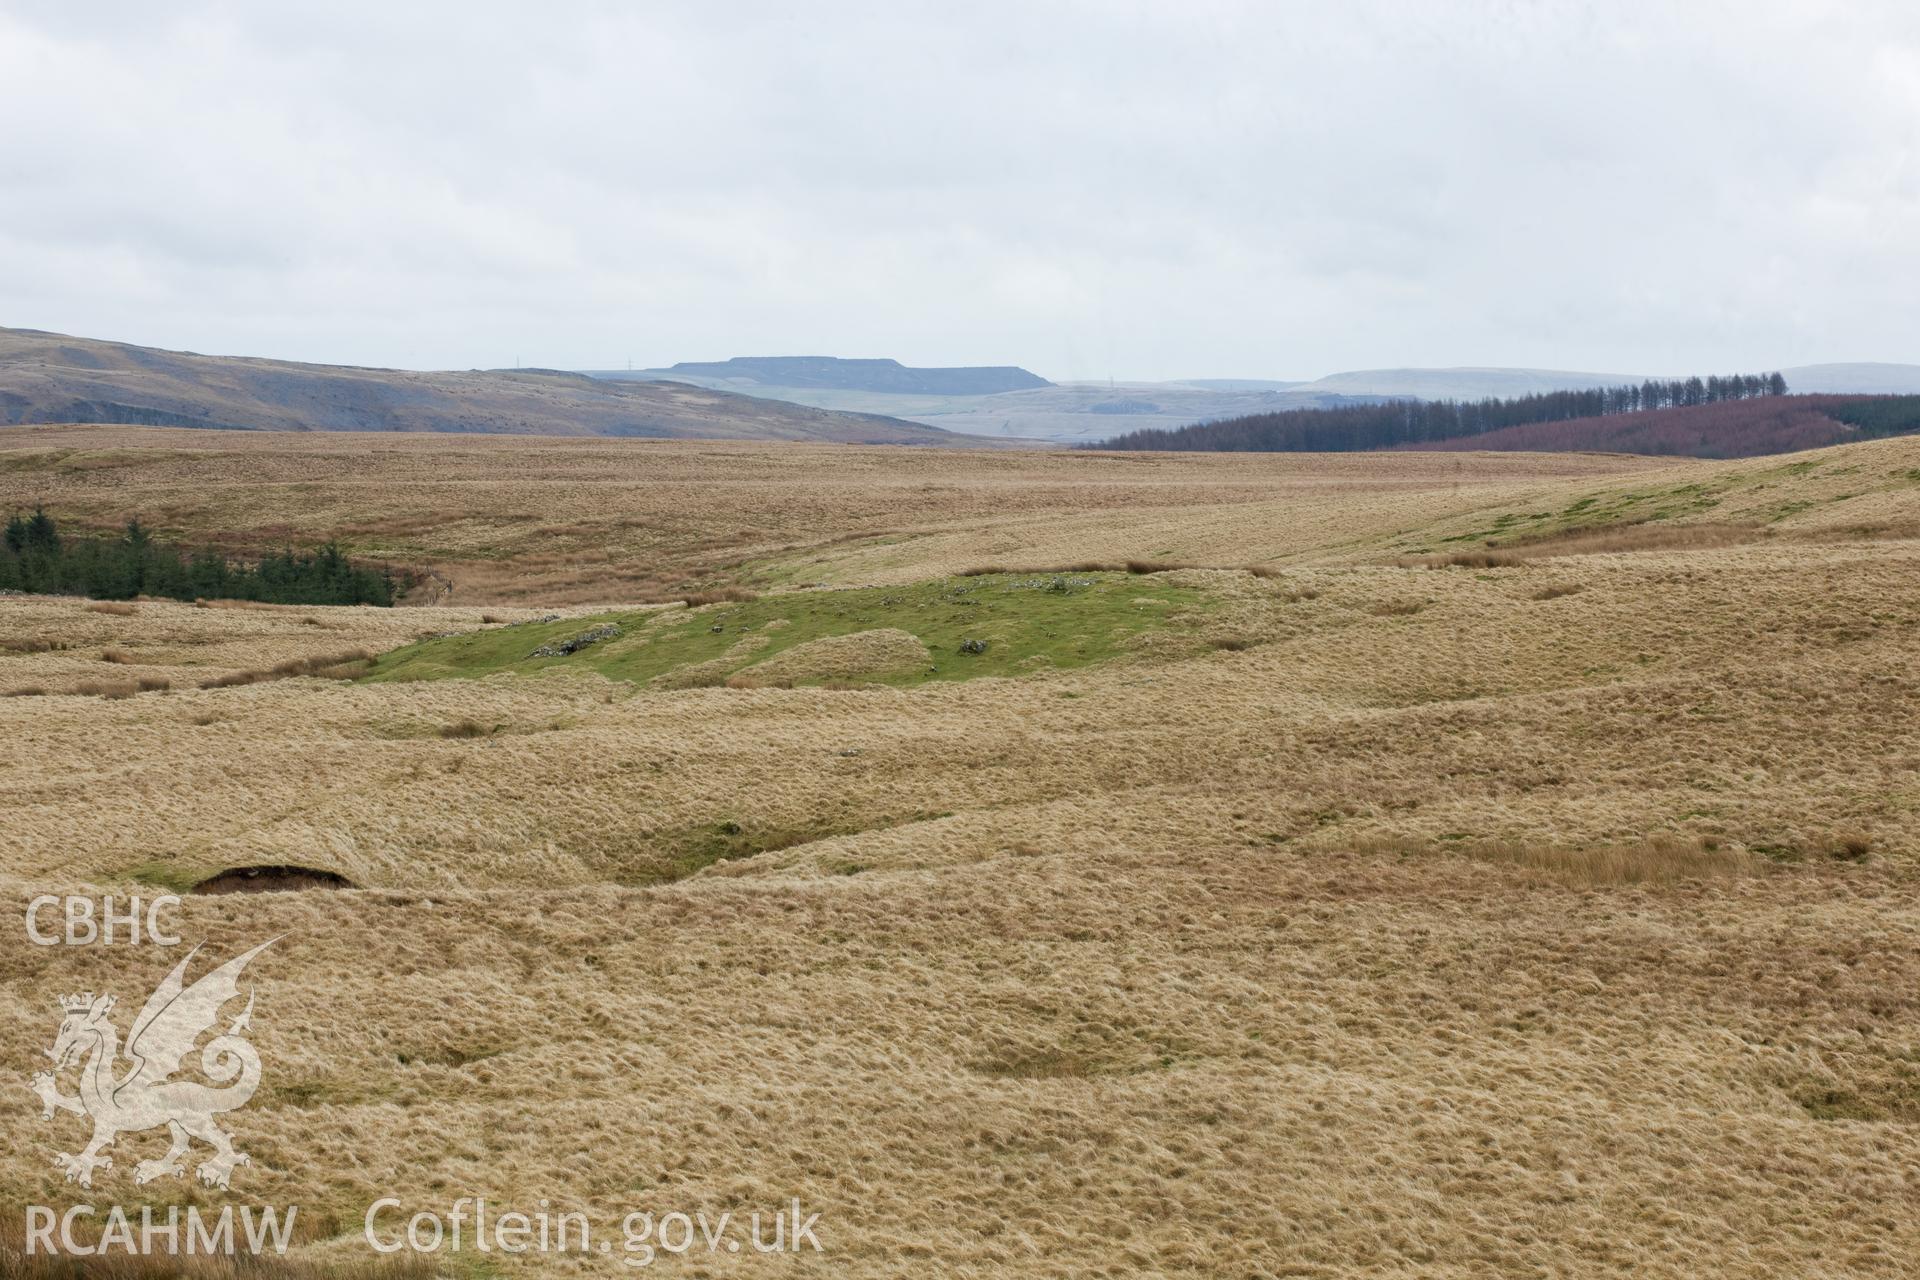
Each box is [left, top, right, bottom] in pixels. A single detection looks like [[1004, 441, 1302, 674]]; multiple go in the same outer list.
[[1780, 362, 1920, 394], [1402, 394, 1920, 457], [607, 355, 1052, 396], [1280, 363, 1920, 400], [597, 362, 1388, 443], [1290, 366, 1648, 400], [0, 327, 957, 444], [587, 361, 1920, 445], [1097, 374, 1920, 460]]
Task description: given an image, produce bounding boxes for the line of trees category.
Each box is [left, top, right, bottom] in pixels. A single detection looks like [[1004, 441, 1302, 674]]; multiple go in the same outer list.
[[1823, 396, 1920, 438], [1396, 395, 1920, 459], [0, 510, 400, 605], [1095, 372, 1790, 452]]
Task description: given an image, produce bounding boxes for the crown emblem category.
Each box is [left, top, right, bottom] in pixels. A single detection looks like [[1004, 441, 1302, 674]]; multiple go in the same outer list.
[[58, 992, 95, 1013]]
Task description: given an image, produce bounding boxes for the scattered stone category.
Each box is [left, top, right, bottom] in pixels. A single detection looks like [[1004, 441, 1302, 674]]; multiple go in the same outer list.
[[530, 622, 621, 658], [959, 638, 989, 654], [1008, 575, 1094, 594]]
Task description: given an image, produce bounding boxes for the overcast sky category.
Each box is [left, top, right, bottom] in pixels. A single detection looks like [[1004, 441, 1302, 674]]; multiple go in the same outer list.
[[2, 1, 1917, 381]]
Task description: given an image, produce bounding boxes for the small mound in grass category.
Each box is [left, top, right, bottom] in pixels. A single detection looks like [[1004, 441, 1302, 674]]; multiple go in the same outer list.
[[365, 571, 1214, 689], [193, 865, 357, 894], [742, 628, 932, 683]]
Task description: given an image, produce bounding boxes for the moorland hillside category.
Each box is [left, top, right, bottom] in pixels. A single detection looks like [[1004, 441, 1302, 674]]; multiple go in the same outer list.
[[1, 430, 1917, 1276], [0, 327, 953, 443]]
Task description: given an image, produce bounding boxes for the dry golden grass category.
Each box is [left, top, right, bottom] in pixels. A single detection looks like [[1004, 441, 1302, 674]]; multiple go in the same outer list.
[[0, 424, 1669, 603], [0, 1226, 434, 1278], [3, 430, 1920, 1275], [1351, 832, 1767, 886], [1407, 521, 1770, 567], [743, 627, 931, 683], [0, 595, 585, 696]]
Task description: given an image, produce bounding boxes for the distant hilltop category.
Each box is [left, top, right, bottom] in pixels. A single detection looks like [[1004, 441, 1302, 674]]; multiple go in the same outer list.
[[1279, 363, 1920, 400], [642, 356, 1052, 396], [0, 327, 958, 444]]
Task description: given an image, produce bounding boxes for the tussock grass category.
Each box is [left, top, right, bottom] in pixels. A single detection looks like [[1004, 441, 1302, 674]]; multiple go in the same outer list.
[[1829, 833, 1873, 861], [964, 560, 1269, 577], [1357, 833, 1765, 887], [99, 647, 135, 663], [201, 648, 374, 689], [724, 672, 793, 690], [73, 678, 138, 700], [959, 561, 1124, 576], [0, 1229, 434, 1278], [84, 600, 138, 616], [0, 637, 68, 654], [0, 425, 1674, 605], [4, 433, 1920, 1278], [1405, 548, 1525, 569], [1411, 522, 1770, 569], [198, 668, 266, 689], [1508, 520, 1769, 558], [193, 597, 292, 611], [680, 587, 760, 606], [745, 628, 930, 683]]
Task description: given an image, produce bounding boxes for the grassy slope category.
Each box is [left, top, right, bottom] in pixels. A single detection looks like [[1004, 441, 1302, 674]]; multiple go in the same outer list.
[[0, 425, 1674, 602], [1385, 441, 1920, 558], [0, 325, 955, 443], [365, 572, 1211, 687], [5, 437, 1920, 1275]]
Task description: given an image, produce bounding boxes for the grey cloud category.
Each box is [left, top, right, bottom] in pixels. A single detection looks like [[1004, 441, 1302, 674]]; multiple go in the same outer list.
[[1, 0, 1916, 380]]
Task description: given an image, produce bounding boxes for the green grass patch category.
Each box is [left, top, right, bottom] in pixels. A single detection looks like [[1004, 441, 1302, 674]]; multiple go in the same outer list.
[[638, 819, 841, 883], [1797, 1086, 1883, 1121], [363, 573, 1212, 689], [122, 860, 202, 893]]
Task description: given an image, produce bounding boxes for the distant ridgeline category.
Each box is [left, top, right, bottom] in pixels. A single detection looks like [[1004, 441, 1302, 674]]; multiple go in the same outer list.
[[0, 510, 400, 605], [653, 356, 1051, 396], [1095, 373, 1796, 452]]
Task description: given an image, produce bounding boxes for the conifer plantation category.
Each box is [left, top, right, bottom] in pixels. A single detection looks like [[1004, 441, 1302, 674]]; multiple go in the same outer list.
[[1098, 373, 1796, 452], [0, 509, 398, 605]]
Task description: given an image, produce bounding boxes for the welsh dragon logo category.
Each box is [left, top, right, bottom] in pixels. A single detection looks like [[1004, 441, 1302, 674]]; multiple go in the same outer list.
[[28, 939, 276, 1190]]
